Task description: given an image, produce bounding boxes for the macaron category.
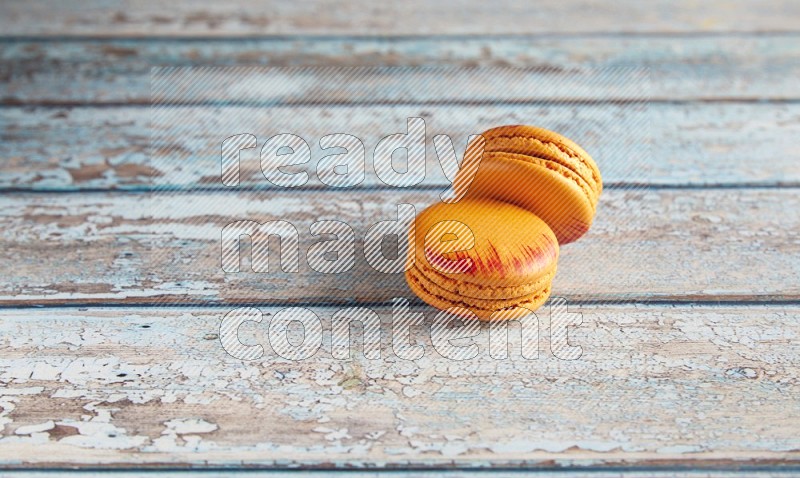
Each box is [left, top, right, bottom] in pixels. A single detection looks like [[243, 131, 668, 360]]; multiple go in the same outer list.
[[455, 125, 602, 244], [405, 198, 559, 320]]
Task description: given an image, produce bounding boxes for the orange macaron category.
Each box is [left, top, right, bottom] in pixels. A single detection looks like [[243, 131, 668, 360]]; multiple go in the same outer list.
[[456, 125, 602, 245], [406, 125, 602, 320], [405, 198, 559, 320]]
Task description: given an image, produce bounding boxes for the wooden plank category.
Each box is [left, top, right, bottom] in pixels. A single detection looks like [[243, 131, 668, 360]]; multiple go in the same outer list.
[[1, 188, 798, 306], [1, 304, 799, 468], [3, 472, 794, 478], [1, 0, 798, 36], [4, 102, 800, 191], [2, 36, 800, 104]]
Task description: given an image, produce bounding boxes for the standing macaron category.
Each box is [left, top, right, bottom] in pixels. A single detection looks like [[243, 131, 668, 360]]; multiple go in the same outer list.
[[456, 125, 602, 245]]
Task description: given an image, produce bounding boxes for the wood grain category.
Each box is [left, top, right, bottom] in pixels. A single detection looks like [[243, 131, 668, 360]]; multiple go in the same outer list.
[[1, 304, 798, 468], [4, 101, 800, 191], [2, 36, 799, 104], [1, 188, 798, 306], [1, 0, 798, 36]]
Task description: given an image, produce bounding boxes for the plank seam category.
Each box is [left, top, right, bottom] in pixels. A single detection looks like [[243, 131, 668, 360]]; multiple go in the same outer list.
[[1, 464, 800, 472], [4, 30, 800, 42], [7, 99, 800, 108], [2, 183, 799, 195], [4, 299, 800, 311]]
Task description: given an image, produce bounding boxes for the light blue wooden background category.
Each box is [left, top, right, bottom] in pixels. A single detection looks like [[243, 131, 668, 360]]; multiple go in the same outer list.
[[0, 0, 799, 475]]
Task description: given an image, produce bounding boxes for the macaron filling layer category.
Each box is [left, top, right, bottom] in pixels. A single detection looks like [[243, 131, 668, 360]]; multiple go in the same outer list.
[[406, 266, 551, 319]]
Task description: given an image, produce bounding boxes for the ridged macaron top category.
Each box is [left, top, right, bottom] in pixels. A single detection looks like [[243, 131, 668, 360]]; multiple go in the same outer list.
[[456, 125, 603, 244], [413, 198, 559, 288]]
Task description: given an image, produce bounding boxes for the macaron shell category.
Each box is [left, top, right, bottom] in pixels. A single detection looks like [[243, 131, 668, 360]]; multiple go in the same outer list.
[[461, 155, 595, 244], [414, 199, 559, 288]]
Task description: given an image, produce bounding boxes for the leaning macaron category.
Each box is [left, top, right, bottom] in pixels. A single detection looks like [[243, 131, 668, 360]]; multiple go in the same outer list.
[[455, 125, 602, 244], [405, 198, 559, 320]]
